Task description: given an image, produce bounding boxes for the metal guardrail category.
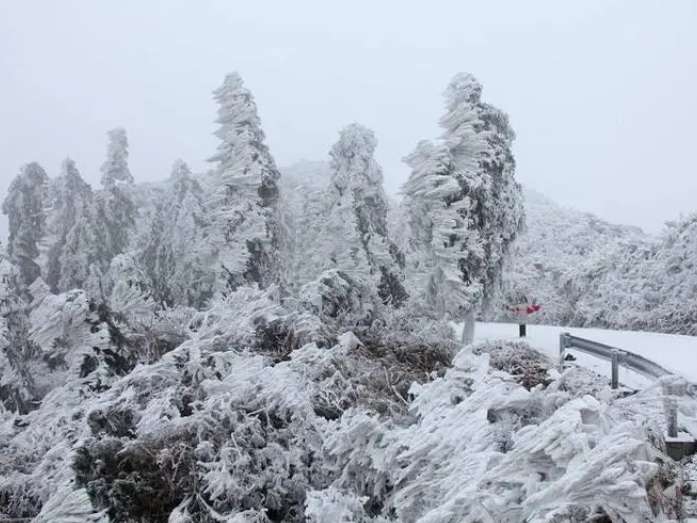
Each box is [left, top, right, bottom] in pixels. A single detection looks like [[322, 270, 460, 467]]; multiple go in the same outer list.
[[559, 332, 695, 456], [559, 332, 672, 388]]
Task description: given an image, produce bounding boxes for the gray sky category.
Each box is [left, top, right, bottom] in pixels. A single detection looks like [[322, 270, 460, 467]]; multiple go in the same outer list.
[[1, 0, 696, 238]]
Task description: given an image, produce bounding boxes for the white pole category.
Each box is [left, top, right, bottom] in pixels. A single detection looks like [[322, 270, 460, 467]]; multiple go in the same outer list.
[[461, 308, 475, 345]]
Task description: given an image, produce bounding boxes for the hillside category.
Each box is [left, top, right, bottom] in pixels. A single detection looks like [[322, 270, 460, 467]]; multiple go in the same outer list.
[[491, 188, 648, 324], [491, 188, 697, 337]]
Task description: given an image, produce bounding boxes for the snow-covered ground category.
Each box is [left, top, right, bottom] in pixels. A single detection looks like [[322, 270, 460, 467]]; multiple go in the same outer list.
[[473, 322, 697, 389]]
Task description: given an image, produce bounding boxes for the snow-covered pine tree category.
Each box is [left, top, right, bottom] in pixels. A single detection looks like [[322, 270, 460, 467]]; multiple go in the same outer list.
[[319, 123, 407, 306], [441, 74, 524, 307], [207, 72, 284, 293], [403, 73, 523, 341], [100, 128, 133, 187], [44, 158, 98, 292], [0, 247, 22, 316], [140, 160, 214, 307], [96, 128, 137, 267], [403, 139, 460, 313], [279, 161, 332, 294], [58, 209, 103, 294], [2, 162, 50, 287], [0, 254, 39, 413]]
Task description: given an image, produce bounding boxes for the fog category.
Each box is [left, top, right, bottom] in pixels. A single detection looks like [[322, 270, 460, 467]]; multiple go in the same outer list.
[[1, 0, 696, 238]]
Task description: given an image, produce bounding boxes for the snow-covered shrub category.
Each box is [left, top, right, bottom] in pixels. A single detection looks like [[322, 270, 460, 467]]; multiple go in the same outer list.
[[296, 269, 456, 373], [1, 265, 197, 419], [472, 339, 552, 390], [305, 486, 390, 523], [311, 340, 689, 522], [0, 274, 460, 521], [67, 339, 377, 520], [73, 430, 198, 522], [298, 269, 378, 331], [33, 485, 107, 522]]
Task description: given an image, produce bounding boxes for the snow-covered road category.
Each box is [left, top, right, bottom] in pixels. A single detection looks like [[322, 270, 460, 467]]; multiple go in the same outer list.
[[471, 322, 697, 388]]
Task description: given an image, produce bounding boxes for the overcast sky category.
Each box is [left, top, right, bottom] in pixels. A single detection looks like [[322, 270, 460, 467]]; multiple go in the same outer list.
[[1, 0, 696, 238]]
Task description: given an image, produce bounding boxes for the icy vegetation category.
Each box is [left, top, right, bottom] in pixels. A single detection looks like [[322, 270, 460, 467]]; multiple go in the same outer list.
[[492, 188, 697, 336], [1, 70, 695, 522]]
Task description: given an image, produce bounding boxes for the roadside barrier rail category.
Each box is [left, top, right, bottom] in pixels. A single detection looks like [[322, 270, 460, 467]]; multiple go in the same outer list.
[[559, 332, 672, 388], [558, 332, 696, 452]]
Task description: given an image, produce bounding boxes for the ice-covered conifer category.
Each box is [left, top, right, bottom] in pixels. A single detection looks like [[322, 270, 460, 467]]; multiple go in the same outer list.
[[99, 127, 133, 188], [96, 129, 137, 266], [2, 162, 50, 286], [403, 74, 523, 339], [0, 252, 23, 315], [0, 256, 40, 414], [207, 72, 283, 292], [403, 140, 464, 313], [58, 208, 103, 293], [140, 160, 214, 307], [441, 74, 523, 301], [279, 161, 332, 293], [320, 124, 407, 306], [45, 158, 99, 292]]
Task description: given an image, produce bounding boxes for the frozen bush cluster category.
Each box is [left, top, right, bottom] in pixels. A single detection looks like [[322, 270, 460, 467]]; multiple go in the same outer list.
[[0, 278, 455, 521], [307, 341, 693, 522], [1, 274, 691, 520]]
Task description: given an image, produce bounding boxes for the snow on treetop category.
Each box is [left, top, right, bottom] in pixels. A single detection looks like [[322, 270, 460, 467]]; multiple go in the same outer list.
[[330, 123, 383, 193], [169, 158, 191, 181], [217, 71, 245, 92], [331, 123, 378, 159], [210, 71, 262, 136], [444, 72, 483, 106], [8, 162, 49, 191]]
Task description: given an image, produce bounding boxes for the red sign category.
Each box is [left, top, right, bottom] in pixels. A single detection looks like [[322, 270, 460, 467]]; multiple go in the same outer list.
[[508, 303, 541, 316]]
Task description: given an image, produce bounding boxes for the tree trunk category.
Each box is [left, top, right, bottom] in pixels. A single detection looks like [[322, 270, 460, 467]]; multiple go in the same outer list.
[[461, 308, 476, 345]]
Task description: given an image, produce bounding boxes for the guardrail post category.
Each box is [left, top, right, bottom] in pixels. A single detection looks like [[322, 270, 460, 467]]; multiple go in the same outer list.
[[660, 376, 697, 459], [662, 377, 684, 439], [610, 350, 620, 389], [559, 333, 568, 372], [666, 398, 678, 439]]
